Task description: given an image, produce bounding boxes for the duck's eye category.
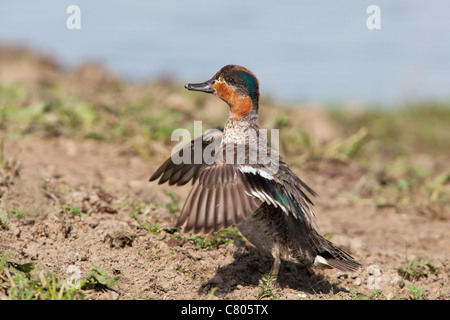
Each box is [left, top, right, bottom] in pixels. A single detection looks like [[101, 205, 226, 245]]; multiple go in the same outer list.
[[225, 77, 235, 84]]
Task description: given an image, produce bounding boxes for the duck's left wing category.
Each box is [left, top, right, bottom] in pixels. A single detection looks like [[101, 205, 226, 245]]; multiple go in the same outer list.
[[236, 160, 317, 227], [175, 160, 317, 234], [176, 163, 262, 234]]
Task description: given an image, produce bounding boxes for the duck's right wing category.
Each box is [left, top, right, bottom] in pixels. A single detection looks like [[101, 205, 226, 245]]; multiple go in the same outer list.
[[149, 127, 223, 186]]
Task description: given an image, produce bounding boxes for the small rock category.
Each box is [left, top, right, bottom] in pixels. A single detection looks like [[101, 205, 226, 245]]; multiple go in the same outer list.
[[337, 273, 348, 279], [366, 265, 382, 290], [106, 231, 135, 248], [97, 190, 113, 203], [86, 217, 99, 229], [66, 265, 82, 290], [100, 221, 136, 248], [101, 206, 118, 214], [388, 273, 404, 288], [367, 264, 382, 276]]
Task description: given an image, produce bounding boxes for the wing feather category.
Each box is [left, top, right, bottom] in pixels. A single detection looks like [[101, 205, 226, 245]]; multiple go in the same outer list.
[[149, 127, 223, 185]]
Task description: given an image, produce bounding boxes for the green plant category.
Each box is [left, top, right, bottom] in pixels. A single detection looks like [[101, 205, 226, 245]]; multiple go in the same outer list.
[[322, 231, 333, 240], [0, 137, 6, 170], [291, 127, 368, 165], [62, 204, 82, 217], [426, 172, 450, 204], [406, 283, 426, 300], [174, 264, 190, 274], [0, 137, 21, 180], [10, 208, 25, 218], [0, 209, 10, 230], [131, 200, 156, 226], [81, 266, 119, 293], [348, 288, 367, 300], [134, 200, 153, 215], [175, 227, 244, 250], [397, 257, 438, 281], [0, 252, 83, 300], [145, 222, 163, 235], [354, 153, 449, 214], [347, 288, 383, 300], [164, 190, 182, 213], [257, 273, 281, 300], [208, 287, 218, 300], [0, 252, 120, 300]]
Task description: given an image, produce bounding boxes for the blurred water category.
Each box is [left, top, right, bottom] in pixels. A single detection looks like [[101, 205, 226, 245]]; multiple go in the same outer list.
[[1, 0, 449, 105]]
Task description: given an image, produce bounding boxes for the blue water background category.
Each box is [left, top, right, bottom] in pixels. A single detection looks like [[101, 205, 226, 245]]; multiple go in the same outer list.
[[1, 0, 449, 105]]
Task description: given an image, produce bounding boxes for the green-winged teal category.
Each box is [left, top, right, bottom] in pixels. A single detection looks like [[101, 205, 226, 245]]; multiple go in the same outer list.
[[150, 65, 361, 279]]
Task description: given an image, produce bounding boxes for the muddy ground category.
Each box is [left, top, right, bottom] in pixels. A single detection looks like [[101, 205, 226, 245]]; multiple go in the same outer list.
[[0, 47, 448, 300]]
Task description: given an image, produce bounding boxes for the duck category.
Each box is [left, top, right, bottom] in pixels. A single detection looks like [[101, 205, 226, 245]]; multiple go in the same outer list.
[[150, 64, 361, 280]]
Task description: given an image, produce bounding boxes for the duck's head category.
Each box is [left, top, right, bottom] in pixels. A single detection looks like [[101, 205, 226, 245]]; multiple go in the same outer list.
[[185, 65, 259, 119]]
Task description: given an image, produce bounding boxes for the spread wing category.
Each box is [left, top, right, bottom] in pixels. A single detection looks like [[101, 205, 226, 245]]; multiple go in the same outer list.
[[149, 127, 223, 186], [237, 160, 317, 227], [150, 131, 317, 233], [176, 164, 262, 233]]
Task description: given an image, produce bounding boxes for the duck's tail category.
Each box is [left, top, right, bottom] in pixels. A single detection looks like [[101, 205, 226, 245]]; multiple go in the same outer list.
[[312, 235, 362, 272]]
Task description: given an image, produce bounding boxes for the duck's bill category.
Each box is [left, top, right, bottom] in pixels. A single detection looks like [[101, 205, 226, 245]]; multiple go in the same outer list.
[[184, 79, 215, 93]]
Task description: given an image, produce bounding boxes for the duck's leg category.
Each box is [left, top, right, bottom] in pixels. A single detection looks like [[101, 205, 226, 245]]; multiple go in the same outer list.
[[269, 257, 281, 286], [271, 257, 281, 275]]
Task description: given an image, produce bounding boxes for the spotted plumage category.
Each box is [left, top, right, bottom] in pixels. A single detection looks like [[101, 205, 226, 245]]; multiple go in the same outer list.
[[150, 65, 361, 279]]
